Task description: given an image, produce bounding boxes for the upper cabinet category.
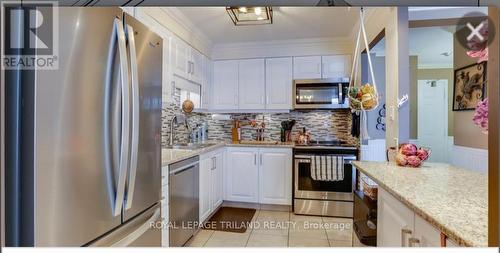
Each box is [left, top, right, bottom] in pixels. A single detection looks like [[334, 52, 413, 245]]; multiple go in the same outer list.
[[172, 37, 190, 80], [321, 55, 351, 81], [212, 57, 293, 111], [238, 59, 266, 110], [293, 56, 322, 79], [213, 60, 239, 110], [293, 55, 351, 81], [201, 56, 212, 110], [190, 49, 204, 84], [171, 37, 204, 84], [266, 57, 292, 110]]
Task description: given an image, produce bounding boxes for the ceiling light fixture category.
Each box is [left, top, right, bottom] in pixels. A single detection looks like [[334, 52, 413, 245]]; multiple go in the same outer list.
[[254, 7, 262, 16], [226, 6, 273, 26]]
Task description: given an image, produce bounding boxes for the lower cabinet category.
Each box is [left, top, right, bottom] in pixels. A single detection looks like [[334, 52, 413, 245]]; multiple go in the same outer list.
[[225, 147, 292, 205], [224, 148, 259, 203], [210, 151, 224, 209], [259, 149, 292, 205], [378, 187, 458, 247], [199, 148, 224, 222]]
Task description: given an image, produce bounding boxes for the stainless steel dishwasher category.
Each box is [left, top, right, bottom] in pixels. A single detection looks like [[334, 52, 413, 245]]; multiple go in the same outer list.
[[169, 156, 199, 247]]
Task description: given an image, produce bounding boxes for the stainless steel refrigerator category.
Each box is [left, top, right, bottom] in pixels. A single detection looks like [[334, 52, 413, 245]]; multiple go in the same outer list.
[[5, 7, 163, 246]]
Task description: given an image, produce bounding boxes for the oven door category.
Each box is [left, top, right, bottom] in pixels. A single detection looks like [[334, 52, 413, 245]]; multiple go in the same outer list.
[[293, 80, 348, 109], [294, 154, 356, 201]]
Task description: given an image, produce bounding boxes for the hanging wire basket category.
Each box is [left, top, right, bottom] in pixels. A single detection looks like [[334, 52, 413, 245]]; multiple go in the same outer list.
[[348, 8, 380, 112]]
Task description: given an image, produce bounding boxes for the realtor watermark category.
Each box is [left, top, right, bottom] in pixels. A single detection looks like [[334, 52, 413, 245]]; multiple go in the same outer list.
[[149, 220, 352, 231], [1, 0, 59, 70]]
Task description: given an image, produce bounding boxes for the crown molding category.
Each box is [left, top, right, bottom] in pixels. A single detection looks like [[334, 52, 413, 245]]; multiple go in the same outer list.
[[158, 7, 214, 56]]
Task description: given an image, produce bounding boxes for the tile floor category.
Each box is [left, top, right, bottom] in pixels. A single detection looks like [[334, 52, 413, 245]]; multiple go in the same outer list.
[[186, 209, 354, 247]]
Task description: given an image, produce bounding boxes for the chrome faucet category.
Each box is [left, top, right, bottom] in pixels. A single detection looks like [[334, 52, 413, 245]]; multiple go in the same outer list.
[[169, 114, 189, 146]]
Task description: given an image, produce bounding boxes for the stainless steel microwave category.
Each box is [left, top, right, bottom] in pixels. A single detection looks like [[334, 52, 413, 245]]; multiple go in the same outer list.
[[293, 79, 350, 109]]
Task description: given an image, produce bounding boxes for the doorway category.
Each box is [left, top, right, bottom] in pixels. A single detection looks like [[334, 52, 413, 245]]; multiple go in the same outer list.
[[417, 79, 449, 162]]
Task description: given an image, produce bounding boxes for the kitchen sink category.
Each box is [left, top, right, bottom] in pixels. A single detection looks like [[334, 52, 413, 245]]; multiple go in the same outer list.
[[165, 143, 216, 150]]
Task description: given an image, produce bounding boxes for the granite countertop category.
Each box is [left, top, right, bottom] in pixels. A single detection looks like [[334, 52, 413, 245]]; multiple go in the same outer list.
[[161, 143, 226, 166], [161, 141, 296, 166], [352, 161, 488, 247], [225, 141, 295, 148]]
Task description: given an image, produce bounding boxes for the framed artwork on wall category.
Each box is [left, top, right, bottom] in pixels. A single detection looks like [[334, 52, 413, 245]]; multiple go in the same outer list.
[[453, 61, 487, 111]]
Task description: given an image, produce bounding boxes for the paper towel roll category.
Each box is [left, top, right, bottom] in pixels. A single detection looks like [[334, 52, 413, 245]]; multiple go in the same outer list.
[[211, 114, 232, 121]]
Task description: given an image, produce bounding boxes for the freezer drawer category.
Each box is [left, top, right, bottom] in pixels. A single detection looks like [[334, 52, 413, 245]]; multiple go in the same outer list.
[[90, 203, 161, 247]]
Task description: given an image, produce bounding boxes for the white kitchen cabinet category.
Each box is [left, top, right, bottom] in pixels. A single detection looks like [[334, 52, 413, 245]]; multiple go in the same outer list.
[[213, 60, 239, 110], [224, 148, 259, 203], [265, 57, 293, 110], [199, 148, 224, 223], [172, 37, 190, 80], [321, 55, 351, 81], [201, 56, 212, 109], [190, 48, 204, 84], [225, 147, 292, 205], [293, 56, 322, 79], [171, 37, 204, 85], [258, 148, 292, 205], [199, 156, 212, 222], [377, 187, 454, 247], [413, 215, 442, 247], [238, 59, 266, 110], [377, 187, 415, 247], [210, 151, 224, 209]]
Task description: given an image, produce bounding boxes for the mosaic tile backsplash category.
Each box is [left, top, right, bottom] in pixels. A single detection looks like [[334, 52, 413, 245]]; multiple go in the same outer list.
[[161, 89, 359, 147]]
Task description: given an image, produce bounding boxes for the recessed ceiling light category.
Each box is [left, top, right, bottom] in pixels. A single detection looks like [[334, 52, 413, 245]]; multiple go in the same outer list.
[[238, 7, 247, 13]]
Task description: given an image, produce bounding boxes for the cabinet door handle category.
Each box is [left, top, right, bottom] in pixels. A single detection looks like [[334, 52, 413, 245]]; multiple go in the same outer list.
[[260, 154, 263, 165], [254, 154, 257, 165], [317, 63, 321, 74], [191, 62, 195, 75], [408, 238, 420, 247], [401, 228, 412, 247]]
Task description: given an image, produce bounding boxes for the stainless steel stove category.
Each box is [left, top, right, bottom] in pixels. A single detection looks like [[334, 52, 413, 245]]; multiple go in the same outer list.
[[293, 140, 358, 217]]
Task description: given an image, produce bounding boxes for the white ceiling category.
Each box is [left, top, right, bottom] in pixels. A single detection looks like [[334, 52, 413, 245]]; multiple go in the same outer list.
[[175, 7, 360, 45], [370, 26, 454, 69], [410, 26, 454, 69]]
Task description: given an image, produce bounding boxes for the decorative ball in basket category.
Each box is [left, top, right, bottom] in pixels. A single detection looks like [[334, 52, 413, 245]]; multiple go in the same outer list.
[[395, 143, 431, 168], [182, 99, 194, 113]]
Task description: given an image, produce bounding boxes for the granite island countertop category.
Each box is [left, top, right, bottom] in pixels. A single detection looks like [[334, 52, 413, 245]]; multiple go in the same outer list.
[[352, 161, 488, 247]]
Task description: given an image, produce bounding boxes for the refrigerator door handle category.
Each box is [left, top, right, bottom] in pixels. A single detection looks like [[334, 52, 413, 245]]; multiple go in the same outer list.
[[111, 207, 161, 247], [112, 18, 130, 217], [125, 24, 140, 210]]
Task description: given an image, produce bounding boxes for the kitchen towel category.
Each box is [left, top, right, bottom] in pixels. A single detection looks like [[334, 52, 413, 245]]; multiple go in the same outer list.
[[310, 155, 344, 181], [351, 112, 360, 138]]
